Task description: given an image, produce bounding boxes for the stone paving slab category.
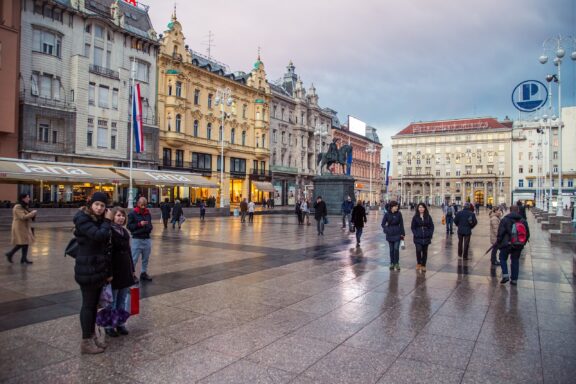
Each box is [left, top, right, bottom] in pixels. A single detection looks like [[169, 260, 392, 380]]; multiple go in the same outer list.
[[0, 208, 575, 383]]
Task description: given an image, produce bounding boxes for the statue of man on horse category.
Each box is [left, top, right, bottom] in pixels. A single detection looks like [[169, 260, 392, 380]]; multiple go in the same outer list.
[[317, 138, 353, 175]]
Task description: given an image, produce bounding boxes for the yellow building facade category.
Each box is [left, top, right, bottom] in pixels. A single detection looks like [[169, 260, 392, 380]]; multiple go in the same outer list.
[[157, 14, 271, 206]]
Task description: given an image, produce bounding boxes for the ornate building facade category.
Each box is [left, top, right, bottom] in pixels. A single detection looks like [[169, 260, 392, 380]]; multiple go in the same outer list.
[[391, 118, 512, 206], [157, 13, 271, 206], [268, 62, 333, 205], [331, 125, 383, 203], [18, 0, 159, 203]]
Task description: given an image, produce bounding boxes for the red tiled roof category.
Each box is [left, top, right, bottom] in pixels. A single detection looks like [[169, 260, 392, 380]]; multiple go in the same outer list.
[[395, 117, 508, 136]]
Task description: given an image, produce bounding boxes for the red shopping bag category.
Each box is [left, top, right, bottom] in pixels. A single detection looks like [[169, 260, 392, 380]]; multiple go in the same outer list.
[[129, 286, 140, 315]]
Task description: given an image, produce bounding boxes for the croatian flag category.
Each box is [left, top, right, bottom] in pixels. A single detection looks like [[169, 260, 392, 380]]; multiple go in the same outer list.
[[132, 83, 144, 153]]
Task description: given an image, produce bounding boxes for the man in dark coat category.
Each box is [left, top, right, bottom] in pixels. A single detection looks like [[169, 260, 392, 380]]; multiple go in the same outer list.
[[171, 200, 183, 229], [160, 198, 171, 229], [453, 202, 477, 259], [341, 196, 354, 230], [127, 197, 153, 282], [497, 205, 530, 285], [351, 200, 367, 246], [313, 196, 328, 236], [240, 198, 248, 223]]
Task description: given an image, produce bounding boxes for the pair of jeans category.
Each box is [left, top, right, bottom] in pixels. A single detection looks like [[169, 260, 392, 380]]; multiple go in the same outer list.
[[500, 247, 522, 280], [342, 213, 351, 228], [415, 243, 429, 266], [388, 240, 401, 265], [7, 244, 29, 261], [162, 218, 168, 229], [248, 212, 254, 222], [458, 234, 471, 258], [355, 227, 363, 243], [316, 218, 325, 234], [80, 285, 102, 339], [445, 216, 453, 233], [105, 287, 130, 329], [132, 238, 151, 274], [490, 244, 499, 264], [240, 211, 247, 222]]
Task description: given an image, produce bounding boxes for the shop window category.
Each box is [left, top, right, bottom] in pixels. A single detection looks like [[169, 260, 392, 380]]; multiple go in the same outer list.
[[32, 28, 62, 58], [193, 120, 199, 137], [192, 153, 211, 170]]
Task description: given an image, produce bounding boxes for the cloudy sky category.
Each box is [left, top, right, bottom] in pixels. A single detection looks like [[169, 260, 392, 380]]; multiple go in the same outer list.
[[144, 0, 575, 158]]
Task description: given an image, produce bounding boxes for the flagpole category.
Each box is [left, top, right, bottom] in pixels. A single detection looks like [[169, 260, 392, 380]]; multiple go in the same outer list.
[[128, 57, 136, 209]]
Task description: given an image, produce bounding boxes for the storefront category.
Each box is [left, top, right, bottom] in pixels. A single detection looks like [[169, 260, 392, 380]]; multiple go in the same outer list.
[[250, 180, 275, 204], [0, 158, 124, 205]]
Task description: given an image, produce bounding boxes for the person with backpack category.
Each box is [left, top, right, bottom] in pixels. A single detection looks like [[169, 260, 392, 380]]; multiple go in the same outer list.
[[453, 202, 477, 259], [381, 201, 405, 270], [411, 202, 434, 272], [444, 202, 455, 235], [497, 205, 530, 285]]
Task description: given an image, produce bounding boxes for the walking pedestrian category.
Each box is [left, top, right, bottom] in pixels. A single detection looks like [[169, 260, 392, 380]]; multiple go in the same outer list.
[[341, 196, 353, 230], [295, 200, 303, 225], [240, 198, 248, 223], [200, 201, 206, 221], [516, 200, 527, 220], [160, 198, 171, 229], [171, 200, 183, 229], [444, 202, 455, 235], [301, 199, 310, 225], [105, 207, 136, 338], [313, 196, 328, 236], [5, 193, 37, 264], [489, 206, 502, 267], [127, 197, 153, 282], [351, 200, 367, 246], [411, 202, 434, 272], [381, 201, 405, 271], [73, 192, 114, 354], [453, 202, 477, 259], [248, 200, 255, 223], [497, 205, 530, 285]]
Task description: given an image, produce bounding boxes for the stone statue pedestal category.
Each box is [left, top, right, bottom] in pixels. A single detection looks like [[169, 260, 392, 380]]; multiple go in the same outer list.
[[313, 174, 355, 215]]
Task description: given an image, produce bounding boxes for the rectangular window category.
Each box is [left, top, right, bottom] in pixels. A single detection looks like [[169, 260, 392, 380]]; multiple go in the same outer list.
[[93, 47, 103, 66], [260, 161, 266, 174], [39, 74, 52, 98], [528, 180, 533, 188], [253, 160, 258, 173], [230, 158, 246, 173], [194, 89, 200, 105], [97, 119, 108, 148], [111, 129, 117, 150], [38, 123, 50, 142], [163, 148, 172, 166], [87, 118, 94, 146], [106, 50, 111, 69], [519, 166, 523, 174], [98, 85, 109, 108], [84, 43, 90, 58], [568, 180, 574, 188], [435, 170, 440, 177], [553, 151, 558, 160], [519, 179, 524, 187], [52, 130, 58, 144], [112, 89, 118, 109], [52, 78, 60, 100], [175, 150, 184, 167], [95, 25, 105, 40], [192, 153, 212, 170], [176, 81, 182, 97], [208, 94, 213, 109], [89, 83, 95, 105], [135, 60, 150, 82], [32, 29, 61, 58], [518, 152, 523, 161]]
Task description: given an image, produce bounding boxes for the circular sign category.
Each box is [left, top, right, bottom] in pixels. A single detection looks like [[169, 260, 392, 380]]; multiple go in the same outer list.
[[511, 80, 548, 112]]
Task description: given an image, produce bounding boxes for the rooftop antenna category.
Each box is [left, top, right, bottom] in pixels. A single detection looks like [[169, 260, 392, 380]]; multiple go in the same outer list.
[[203, 30, 215, 59]]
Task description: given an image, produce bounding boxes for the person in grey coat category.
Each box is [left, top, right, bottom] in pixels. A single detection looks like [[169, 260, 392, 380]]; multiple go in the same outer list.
[[171, 200, 183, 229]]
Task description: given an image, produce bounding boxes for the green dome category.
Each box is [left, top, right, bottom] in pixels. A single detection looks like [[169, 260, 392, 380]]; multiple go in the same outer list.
[[254, 60, 262, 70], [167, 21, 174, 30]]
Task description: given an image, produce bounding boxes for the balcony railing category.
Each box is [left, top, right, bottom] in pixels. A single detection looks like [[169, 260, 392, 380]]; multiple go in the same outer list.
[[20, 91, 76, 111], [159, 159, 212, 175], [250, 168, 272, 177], [89, 64, 120, 80]]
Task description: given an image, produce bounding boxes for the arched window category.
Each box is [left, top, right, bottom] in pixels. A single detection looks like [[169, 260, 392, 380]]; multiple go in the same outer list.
[[231, 128, 235, 144], [241, 131, 246, 146], [175, 114, 181, 133], [207, 123, 212, 140], [193, 120, 198, 137]]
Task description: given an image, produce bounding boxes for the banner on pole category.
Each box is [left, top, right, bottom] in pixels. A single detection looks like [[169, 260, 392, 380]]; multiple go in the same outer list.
[[132, 84, 144, 153]]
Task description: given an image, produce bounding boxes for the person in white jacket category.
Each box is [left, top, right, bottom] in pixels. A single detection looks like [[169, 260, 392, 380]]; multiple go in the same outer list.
[[248, 201, 255, 223]]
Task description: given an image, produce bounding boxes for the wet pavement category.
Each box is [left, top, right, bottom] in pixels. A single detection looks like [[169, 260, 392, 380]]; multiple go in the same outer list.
[[0, 208, 574, 383]]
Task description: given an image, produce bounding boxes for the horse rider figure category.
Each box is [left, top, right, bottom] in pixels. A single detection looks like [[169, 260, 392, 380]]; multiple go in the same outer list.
[[326, 138, 340, 166]]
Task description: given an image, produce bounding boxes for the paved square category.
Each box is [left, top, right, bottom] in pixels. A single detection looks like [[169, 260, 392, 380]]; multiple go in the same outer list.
[[0, 208, 574, 383]]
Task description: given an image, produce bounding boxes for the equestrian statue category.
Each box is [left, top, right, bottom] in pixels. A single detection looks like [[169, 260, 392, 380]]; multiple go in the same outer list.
[[317, 138, 353, 175]]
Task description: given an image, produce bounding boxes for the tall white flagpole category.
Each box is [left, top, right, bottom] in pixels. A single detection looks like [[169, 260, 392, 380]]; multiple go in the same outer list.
[[128, 57, 136, 209]]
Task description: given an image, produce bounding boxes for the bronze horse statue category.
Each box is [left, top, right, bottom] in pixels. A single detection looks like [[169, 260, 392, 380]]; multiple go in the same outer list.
[[317, 144, 353, 174]]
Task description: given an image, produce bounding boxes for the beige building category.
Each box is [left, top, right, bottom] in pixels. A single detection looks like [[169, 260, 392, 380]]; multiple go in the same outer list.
[[391, 117, 512, 206], [157, 13, 271, 206]]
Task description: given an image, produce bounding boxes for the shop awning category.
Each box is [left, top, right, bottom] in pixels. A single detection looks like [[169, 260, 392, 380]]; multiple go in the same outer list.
[[115, 168, 218, 188], [0, 158, 125, 184], [252, 181, 275, 192]]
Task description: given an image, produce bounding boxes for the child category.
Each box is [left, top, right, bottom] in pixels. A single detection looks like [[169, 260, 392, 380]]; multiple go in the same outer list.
[[106, 207, 136, 337]]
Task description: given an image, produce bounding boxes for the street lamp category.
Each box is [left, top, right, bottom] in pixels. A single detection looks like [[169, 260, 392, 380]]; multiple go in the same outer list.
[[366, 143, 377, 206], [215, 87, 233, 208], [539, 35, 576, 216], [314, 123, 328, 175]]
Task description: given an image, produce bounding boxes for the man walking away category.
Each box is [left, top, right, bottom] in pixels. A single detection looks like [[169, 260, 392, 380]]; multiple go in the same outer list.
[[295, 200, 303, 225], [489, 207, 502, 267], [453, 202, 477, 259], [240, 198, 248, 223], [248, 200, 255, 223], [127, 197, 153, 282], [160, 198, 171, 229], [497, 205, 530, 285], [171, 200, 183, 229], [200, 201, 206, 221], [313, 196, 328, 236], [444, 202, 455, 235], [341, 196, 354, 230], [351, 200, 367, 246]]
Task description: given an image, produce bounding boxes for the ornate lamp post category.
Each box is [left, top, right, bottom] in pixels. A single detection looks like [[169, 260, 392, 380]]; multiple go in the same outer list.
[[215, 87, 233, 208], [539, 35, 576, 215]]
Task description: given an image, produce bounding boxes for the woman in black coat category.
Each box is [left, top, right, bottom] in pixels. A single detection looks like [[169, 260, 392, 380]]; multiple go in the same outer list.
[[73, 192, 113, 354], [411, 203, 435, 272], [351, 200, 367, 246], [106, 207, 136, 337], [381, 201, 405, 271]]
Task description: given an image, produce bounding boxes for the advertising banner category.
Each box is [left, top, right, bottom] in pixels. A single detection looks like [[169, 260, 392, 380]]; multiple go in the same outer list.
[[273, 181, 283, 206]]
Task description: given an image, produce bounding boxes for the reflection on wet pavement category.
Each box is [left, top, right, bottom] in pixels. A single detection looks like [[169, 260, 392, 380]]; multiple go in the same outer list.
[[0, 208, 574, 383]]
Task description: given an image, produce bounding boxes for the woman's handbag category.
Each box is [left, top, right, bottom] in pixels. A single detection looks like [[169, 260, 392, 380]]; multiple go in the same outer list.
[[441, 215, 446, 225], [64, 238, 78, 258]]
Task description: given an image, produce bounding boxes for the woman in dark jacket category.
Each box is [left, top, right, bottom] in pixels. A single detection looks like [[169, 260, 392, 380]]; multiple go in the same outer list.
[[351, 200, 367, 246], [105, 207, 136, 337], [73, 192, 113, 354], [171, 200, 183, 229], [381, 201, 405, 271], [411, 203, 435, 272]]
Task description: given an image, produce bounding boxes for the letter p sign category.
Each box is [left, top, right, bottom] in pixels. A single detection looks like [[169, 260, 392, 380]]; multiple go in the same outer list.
[[511, 80, 548, 112], [522, 83, 539, 102]]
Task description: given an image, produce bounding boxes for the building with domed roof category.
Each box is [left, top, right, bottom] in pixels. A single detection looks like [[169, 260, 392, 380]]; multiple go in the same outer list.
[[157, 11, 271, 206]]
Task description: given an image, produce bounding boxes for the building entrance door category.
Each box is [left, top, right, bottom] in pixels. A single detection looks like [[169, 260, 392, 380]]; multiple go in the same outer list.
[[474, 190, 485, 206]]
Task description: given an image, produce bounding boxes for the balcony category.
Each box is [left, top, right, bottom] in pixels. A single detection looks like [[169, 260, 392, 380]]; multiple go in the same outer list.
[[89, 64, 120, 80], [159, 159, 212, 175], [250, 168, 272, 177], [20, 92, 76, 111]]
